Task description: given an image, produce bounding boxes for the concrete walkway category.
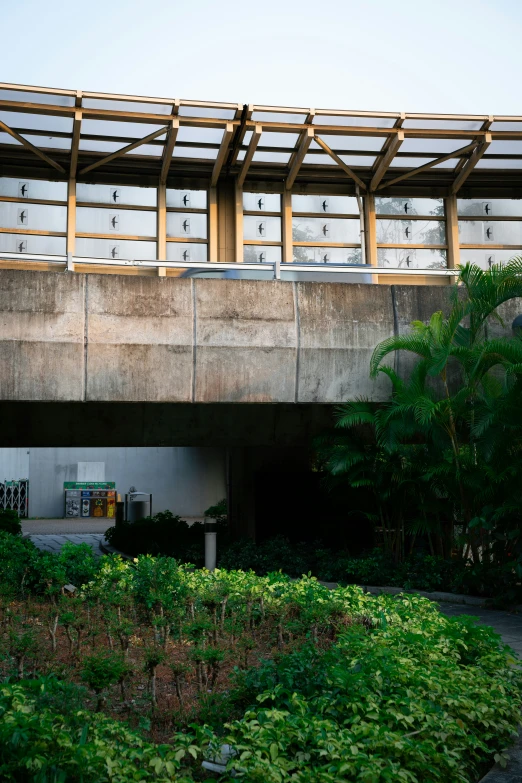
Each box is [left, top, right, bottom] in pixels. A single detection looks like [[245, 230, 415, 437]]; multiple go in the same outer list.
[[439, 602, 522, 659], [26, 533, 105, 556], [23, 518, 112, 534]]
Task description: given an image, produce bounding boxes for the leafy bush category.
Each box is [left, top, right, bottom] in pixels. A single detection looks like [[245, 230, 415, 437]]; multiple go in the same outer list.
[[0, 510, 21, 535], [0, 678, 200, 782], [105, 509, 230, 565]]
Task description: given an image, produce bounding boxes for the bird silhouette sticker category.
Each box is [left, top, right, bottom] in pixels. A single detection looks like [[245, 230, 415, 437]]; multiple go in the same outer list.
[[257, 197, 264, 210], [109, 215, 120, 231], [487, 254, 495, 268], [322, 223, 330, 237], [485, 226, 494, 240], [182, 219, 190, 234], [257, 221, 265, 237], [110, 246, 119, 259], [323, 253, 329, 263], [258, 251, 266, 263], [404, 202, 411, 214], [484, 203, 492, 215], [405, 255, 412, 267], [182, 249, 190, 262], [111, 189, 120, 204], [19, 183, 28, 198], [182, 193, 190, 207], [322, 200, 328, 212], [17, 240, 27, 253], [404, 225, 411, 239], [17, 209, 27, 226]]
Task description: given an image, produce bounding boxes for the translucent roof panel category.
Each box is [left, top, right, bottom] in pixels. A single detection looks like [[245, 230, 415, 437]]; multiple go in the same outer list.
[[79, 139, 127, 154], [0, 132, 21, 146], [400, 138, 470, 154], [340, 155, 377, 167], [317, 115, 396, 128], [126, 144, 163, 157], [0, 89, 75, 107], [178, 106, 236, 119], [81, 119, 165, 139], [487, 141, 522, 155], [260, 132, 300, 148], [403, 119, 485, 130], [252, 151, 291, 163], [21, 134, 71, 151], [389, 156, 438, 168], [0, 111, 73, 133], [176, 127, 224, 144], [83, 98, 172, 115], [251, 112, 305, 124], [314, 135, 384, 151], [172, 146, 218, 159], [476, 158, 522, 169], [489, 122, 522, 131]]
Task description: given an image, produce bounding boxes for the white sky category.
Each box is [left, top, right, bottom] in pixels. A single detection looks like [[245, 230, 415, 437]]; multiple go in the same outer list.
[[3, 0, 522, 114]]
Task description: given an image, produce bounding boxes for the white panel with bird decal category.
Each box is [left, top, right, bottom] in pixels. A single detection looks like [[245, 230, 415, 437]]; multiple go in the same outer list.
[[166, 189, 207, 209], [75, 238, 157, 260], [0, 233, 66, 255], [377, 248, 447, 269], [76, 207, 156, 236], [166, 243, 208, 262], [376, 219, 446, 245], [166, 212, 207, 239], [76, 183, 157, 207], [458, 221, 522, 245], [243, 245, 281, 263], [293, 247, 363, 264], [457, 199, 522, 217], [292, 217, 359, 243], [243, 216, 281, 241], [0, 178, 67, 201], [292, 194, 359, 215], [243, 193, 281, 213], [0, 202, 66, 232]]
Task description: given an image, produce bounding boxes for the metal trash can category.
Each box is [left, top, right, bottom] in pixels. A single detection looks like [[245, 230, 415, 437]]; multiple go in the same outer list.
[[125, 490, 152, 523]]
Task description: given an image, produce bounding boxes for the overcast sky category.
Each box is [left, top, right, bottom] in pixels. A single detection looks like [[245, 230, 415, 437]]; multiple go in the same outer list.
[[3, 0, 522, 114]]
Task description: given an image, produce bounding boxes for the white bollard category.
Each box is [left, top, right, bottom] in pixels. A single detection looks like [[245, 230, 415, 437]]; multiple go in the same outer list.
[[204, 517, 217, 571]]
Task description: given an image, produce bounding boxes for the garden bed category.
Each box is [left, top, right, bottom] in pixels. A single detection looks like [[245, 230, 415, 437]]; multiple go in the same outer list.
[[0, 531, 521, 782]]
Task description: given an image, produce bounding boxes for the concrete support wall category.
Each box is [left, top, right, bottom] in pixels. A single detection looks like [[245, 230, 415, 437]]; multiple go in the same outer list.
[[0, 447, 225, 519], [0, 269, 467, 405]]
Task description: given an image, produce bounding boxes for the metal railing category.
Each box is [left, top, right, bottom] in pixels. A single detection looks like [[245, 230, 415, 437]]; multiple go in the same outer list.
[[0, 251, 459, 279]]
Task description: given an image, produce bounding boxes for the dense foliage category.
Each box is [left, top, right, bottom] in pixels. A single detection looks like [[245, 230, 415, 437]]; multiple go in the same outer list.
[[318, 260, 522, 603], [0, 533, 520, 781]]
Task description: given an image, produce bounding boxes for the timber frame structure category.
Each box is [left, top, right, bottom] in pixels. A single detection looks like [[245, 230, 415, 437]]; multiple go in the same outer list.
[[1, 82, 522, 282]]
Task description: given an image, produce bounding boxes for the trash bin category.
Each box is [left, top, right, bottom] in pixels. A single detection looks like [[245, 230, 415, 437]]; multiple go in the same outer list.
[[125, 491, 152, 523]]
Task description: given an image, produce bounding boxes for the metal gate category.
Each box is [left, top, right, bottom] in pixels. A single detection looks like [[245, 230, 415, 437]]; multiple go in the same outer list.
[[0, 480, 29, 518]]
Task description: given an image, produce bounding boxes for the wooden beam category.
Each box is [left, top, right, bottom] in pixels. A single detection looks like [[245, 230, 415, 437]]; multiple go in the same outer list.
[[364, 193, 377, 267], [451, 133, 492, 194], [313, 134, 367, 189], [370, 131, 404, 191], [157, 184, 166, 260], [377, 141, 478, 190], [286, 128, 314, 190], [209, 186, 218, 261], [70, 109, 82, 179], [0, 119, 65, 173], [79, 126, 169, 176], [67, 178, 76, 255], [159, 118, 180, 185], [234, 179, 243, 262], [237, 125, 262, 187], [211, 123, 234, 186], [445, 194, 460, 273], [230, 104, 253, 166], [282, 189, 293, 264]]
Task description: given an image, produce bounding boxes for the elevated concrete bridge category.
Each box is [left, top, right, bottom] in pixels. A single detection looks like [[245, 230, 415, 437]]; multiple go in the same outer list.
[[0, 269, 449, 410]]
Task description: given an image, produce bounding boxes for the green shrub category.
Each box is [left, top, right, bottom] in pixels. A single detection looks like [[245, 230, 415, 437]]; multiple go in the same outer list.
[[0, 510, 22, 536], [105, 510, 230, 565]]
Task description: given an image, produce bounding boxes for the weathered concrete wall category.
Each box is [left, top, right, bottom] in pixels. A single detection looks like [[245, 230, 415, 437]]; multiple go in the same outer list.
[[0, 269, 492, 405]]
